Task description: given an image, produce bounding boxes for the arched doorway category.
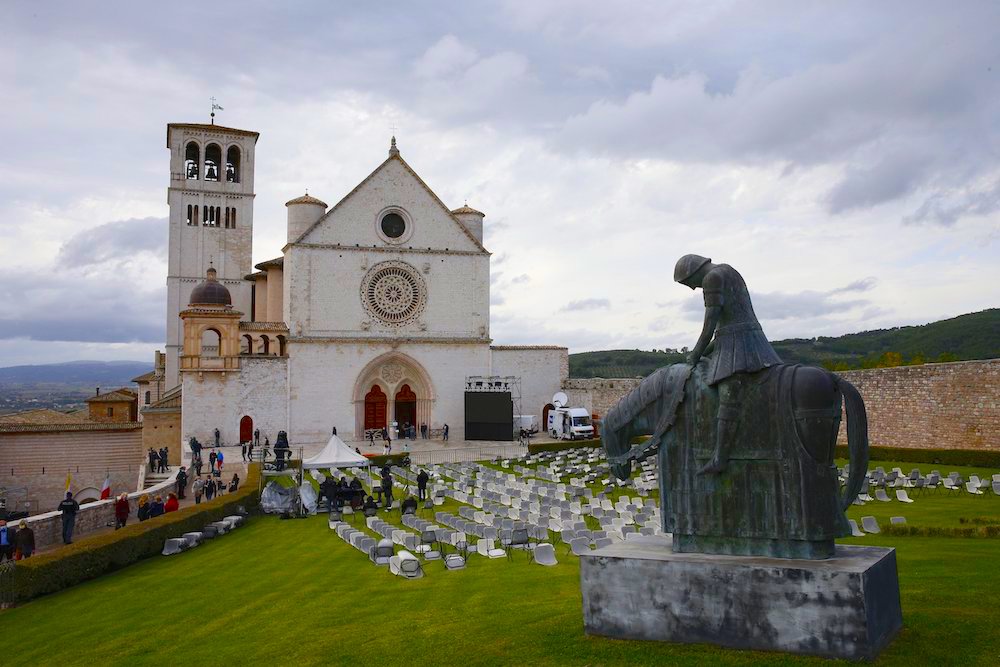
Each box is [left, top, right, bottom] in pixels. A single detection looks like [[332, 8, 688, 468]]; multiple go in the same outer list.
[[240, 415, 253, 443], [395, 384, 417, 429], [542, 403, 554, 432], [364, 385, 388, 430]]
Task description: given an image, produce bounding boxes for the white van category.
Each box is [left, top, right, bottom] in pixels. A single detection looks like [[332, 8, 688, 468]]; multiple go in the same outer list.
[[514, 415, 539, 434], [547, 407, 594, 440]]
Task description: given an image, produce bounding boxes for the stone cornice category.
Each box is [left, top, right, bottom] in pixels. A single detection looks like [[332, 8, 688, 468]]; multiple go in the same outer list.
[[289, 335, 492, 346], [168, 187, 256, 198], [287, 242, 488, 257]]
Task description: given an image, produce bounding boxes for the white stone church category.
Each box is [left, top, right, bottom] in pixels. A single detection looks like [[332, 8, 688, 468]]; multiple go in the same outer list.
[[141, 122, 567, 447]]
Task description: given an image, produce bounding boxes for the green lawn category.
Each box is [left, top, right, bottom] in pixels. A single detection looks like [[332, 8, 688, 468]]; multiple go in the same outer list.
[[3, 458, 1000, 665], [3, 514, 999, 666]]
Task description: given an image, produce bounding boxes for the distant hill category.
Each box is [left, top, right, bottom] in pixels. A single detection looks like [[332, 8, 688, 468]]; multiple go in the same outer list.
[[0, 360, 152, 386], [569, 309, 1000, 378]]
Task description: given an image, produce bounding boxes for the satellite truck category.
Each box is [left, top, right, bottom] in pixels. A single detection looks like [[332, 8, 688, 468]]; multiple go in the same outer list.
[[546, 392, 595, 440]]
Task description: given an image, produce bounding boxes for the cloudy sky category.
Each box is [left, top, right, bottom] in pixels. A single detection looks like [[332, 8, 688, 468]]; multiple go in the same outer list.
[[1, 1, 998, 366]]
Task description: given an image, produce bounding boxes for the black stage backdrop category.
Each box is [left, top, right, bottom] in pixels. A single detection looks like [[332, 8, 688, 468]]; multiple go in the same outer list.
[[465, 392, 513, 441]]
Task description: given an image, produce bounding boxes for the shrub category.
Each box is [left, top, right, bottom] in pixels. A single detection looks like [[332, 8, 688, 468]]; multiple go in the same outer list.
[[884, 525, 1000, 539], [12, 464, 261, 604], [835, 445, 1000, 468]]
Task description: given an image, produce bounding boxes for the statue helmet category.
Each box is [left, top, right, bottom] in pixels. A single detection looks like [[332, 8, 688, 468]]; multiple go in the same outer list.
[[673, 254, 712, 284]]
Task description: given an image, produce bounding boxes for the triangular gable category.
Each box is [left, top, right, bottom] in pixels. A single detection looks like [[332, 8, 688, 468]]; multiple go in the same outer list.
[[292, 154, 488, 253]]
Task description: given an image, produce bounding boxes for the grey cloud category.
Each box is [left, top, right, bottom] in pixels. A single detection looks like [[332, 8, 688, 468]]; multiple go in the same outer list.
[[678, 278, 876, 322], [903, 180, 1000, 226], [58, 217, 167, 268], [511, 273, 531, 284], [562, 298, 611, 312]]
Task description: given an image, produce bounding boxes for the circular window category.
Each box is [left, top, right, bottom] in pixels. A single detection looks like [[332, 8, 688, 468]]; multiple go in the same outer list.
[[375, 207, 413, 244], [361, 261, 426, 326], [380, 213, 406, 238]]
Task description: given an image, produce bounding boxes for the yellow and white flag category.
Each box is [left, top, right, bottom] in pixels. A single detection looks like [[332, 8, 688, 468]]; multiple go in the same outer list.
[[65, 471, 72, 492]]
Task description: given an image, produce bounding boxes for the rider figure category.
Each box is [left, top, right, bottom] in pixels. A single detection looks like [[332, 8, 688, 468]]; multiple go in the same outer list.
[[674, 254, 781, 474]]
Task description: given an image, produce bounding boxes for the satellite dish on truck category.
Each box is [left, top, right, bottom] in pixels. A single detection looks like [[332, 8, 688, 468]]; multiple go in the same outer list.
[[552, 392, 568, 409]]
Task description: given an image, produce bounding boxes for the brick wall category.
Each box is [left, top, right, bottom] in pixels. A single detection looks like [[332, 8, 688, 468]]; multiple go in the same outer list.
[[566, 359, 999, 450], [0, 428, 143, 512], [835, 359, 999, 450]]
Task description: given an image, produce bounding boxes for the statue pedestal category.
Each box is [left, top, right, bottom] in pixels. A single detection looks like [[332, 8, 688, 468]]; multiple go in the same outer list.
[[580, 535, 901, 661]]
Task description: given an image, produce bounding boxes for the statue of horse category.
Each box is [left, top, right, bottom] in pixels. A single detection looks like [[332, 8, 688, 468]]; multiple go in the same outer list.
[[601, 361, 869, 559]]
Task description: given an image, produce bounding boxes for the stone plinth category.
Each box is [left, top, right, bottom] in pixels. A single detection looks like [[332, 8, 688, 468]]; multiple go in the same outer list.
[[580, 535, 902, 661]]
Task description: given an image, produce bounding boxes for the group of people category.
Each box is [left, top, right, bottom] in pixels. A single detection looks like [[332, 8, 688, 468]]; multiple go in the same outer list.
[[0, 518, 34, 561], [317, 474, 365, 510], [192, 473, 240, 504], [146, 447, 171, 474], [366, 423, 450, 452]]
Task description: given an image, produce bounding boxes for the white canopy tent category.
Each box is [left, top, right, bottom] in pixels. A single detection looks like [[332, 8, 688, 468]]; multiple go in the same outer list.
[[302, 434, 371, 469]]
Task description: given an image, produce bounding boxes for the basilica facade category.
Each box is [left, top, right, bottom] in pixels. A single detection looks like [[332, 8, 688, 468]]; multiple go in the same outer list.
[[143, 122, 567, 447]]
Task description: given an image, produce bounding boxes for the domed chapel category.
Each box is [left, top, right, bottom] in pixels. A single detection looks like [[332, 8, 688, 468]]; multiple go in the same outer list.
[[145, 122, 567, 447]]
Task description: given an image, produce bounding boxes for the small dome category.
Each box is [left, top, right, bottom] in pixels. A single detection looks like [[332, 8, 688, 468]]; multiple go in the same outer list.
[[451, 204, 485, 216], [285, 193, 328, 208], [189, 268, 232, 307]]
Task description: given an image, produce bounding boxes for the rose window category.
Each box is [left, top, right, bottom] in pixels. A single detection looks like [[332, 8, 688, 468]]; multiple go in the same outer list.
[[362, 262, 426, 325]]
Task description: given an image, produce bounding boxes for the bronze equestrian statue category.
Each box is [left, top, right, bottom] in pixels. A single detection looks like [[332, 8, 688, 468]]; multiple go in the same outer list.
[[602, 255, 869, 559]]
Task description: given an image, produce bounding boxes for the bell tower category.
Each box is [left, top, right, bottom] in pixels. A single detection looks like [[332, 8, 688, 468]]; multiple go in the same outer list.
[[164, 122, 259, 389]]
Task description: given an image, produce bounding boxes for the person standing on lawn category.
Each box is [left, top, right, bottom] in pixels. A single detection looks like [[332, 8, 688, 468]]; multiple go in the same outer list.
[[417, 469, 429, 501], [58, 492, 79, 544]]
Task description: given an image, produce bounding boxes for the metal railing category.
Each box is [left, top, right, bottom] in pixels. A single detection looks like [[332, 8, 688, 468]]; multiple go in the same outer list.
[[408, 444, 526, 466]]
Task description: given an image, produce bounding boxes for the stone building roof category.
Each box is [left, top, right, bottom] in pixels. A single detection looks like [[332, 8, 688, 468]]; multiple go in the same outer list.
[[451, 205, 485, 216], [490, 345, 568, 351], [0, 408, 83, 426], [85, 389, 137, 403], [131, 370, 157, 383], [0, 421, 142, 434], [144, 386, 181, 412], [189, 267, 232, 306], [244, 270, 267, 281], [286, 193, 328, 207], [166, 123, 260, 146], [255, 257, 284, 271], [240, 321, 289, 332]]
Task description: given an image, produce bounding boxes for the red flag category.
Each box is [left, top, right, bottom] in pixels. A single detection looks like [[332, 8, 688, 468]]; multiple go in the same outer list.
[[100, 474, 111, 500]]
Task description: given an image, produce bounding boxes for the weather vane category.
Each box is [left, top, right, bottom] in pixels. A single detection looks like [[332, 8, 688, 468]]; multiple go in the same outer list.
[[210, 97, 224, 125]]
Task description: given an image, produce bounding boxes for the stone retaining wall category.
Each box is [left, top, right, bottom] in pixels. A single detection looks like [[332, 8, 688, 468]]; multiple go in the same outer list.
[[565, 359, 999, 450]]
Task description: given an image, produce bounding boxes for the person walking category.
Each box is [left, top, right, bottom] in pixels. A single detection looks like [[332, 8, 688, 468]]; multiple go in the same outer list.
[[176, 466, 188, 499], [209, 449, 218, 473], [420, 422, 427, 439], [149, 495, 165, 518], [157, 447, 167, 473], [0, 520, 13, 561], [192, 477, 205, 505], [247, 440, 255, 462], [254, 428, 260, 446], [263, 437, 271, 460], [417, 469, 429, 501], [163, 447, 171, 471], [14, 520, 34, 560], [58, 492, 79, 544], [137, 494, 150, 521], [241, 441, 247, 462], [148, 448, 157, 473], [114, 493, 130, 529], [216, 449, 224, 473], [443, 423, 449, 441], [164, 493, 179, 513], [205, 477, 217, 501]]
